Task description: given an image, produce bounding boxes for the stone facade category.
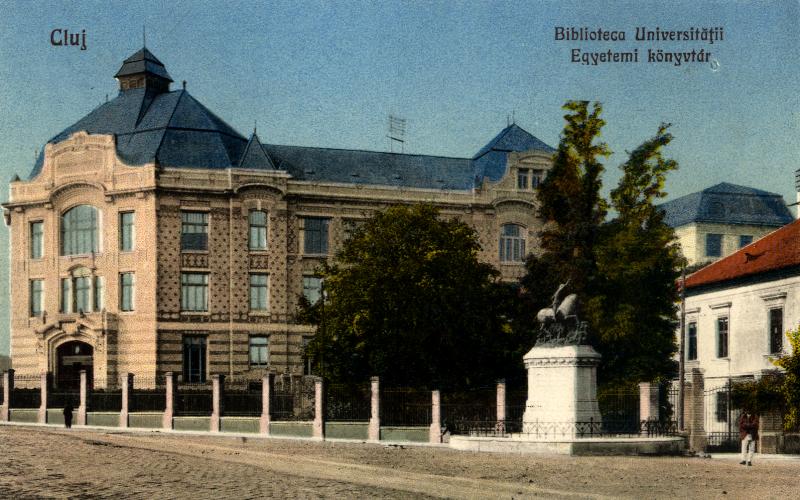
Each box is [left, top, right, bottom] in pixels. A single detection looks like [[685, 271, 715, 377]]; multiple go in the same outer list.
[[2, 51, 553, 389]]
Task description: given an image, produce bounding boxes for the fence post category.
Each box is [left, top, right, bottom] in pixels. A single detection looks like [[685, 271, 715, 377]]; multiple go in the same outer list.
[[260, 373, 273, 435], [1, 370, 14, 422], [38, 371, 48, 424], [77, 369, 87, 426], [211, 374, 224, 432], [369, 376, 380, 441], [162, 371, 174, 430], [639, 382, 660, 421], [687, 368, 706, 452], [120, 373, 133, 429], [496, 379, 506, 435], [429, 390, 441, 444], [313, 378, 324, 439]]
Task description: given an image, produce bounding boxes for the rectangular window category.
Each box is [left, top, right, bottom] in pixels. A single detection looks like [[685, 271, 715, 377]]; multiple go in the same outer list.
[[499, 224, 526, 262], [249, 336, 269, 367], [249, 211, 268, 250], [30, 221, 43, 259], [706, 233, 723, 257], [93, 276, 104, 311], [303, 217, 329, 255], [739, 235, 753, 248], [249, 274, 269, 311], [687, 322, 697, 361], [74, 276, 91, 313], [183, 336, 207, 383], [531, 169, 544, 188], [770, 308, 783, 354], [302, 337, 312, 376], [717, 317, 729, 358], [181, 211, 208, 251], [716, 391, 728, 423], [30, 279, 43, 317], [120, 273, 135, 312], [60, 278, 71, 313], [303, 276, 323, 305], [119, 212, 135, 252], [181, 273, 209, 312], [517, 169, 529, 189]]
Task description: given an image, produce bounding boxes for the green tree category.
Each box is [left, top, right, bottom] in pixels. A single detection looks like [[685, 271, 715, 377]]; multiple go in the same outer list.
[[303, 204, 527, 389], [771, 324, 800, 430]]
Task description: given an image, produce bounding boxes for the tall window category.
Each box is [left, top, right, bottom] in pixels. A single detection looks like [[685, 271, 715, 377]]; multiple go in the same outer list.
[[717, 317, 729, 358], [303, 217, 329, 254], [30, 221, 43, 259], [303, 276, 323, 305], [706, 233, 722, 258], [30, 279, 44, 317], [120, 273, 135, 312], [93, 276, 104, 311], [517, 169, 529, 189], [61, 205, 99, 255], [181, 211, 208, 251], [119, 212, 135, 252], [739, 235, 753, 248], [250, 274, 269, 311], [61, 278, 71, 313], [770, 308, 784, 354], [531, 169, 544, 188], [249, 211, 268, 250], [183, 336, 207, 383], [181, 273, 208, 312], [499, 224, 526, 262], [687, 322, 697, 361], [249, 336, 269, 367], [74, 276, 91, 313]]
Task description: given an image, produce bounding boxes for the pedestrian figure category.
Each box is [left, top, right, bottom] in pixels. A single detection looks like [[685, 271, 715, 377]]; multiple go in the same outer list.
[[63, 401, 74, 429], [738, 411, 759, 466]]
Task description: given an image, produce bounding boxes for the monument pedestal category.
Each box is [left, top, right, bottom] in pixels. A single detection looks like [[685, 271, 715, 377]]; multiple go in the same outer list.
[[521, 344, 602, 437]]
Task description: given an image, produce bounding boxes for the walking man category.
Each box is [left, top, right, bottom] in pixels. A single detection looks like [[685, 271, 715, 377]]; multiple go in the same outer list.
[[738, 411, 759, 466], [63, 401, 74, 429]]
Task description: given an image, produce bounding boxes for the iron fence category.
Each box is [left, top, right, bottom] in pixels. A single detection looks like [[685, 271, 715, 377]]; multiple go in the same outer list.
[[223, 390, 262, 416], [598, 389, 640, 434], [272, 388, 315, 421], [442, 389, 496, 435], [325, 384, 370, 421], [88, 390, 122, 412], [11, 388, 41, 408], [130, 389, 166, 412], [380, 388, 431, 426], [175, 390, 213, 416], [705, 381, 740, 452], [48, 390, 80, 408]]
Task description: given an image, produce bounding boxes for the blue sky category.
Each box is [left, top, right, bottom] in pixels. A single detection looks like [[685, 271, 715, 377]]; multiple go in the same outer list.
[[0, 0, 798, 355]]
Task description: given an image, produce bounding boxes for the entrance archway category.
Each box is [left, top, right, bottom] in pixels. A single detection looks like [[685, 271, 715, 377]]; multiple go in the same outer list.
[[56, 341, 93, 389]]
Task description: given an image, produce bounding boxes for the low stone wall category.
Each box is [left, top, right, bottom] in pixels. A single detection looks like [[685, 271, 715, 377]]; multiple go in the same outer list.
[[10, 409, 38, 423], [88, 412, 121, 427], [220, 417, 260, 434], [173, 417, 211, 432], [46, 408, 74, 426], [325, 422, 369, 440], [129, 413, 163, 429], [380, 426, 429, 443], [450, 436, 686, 456], [270, 421, 314, 438]]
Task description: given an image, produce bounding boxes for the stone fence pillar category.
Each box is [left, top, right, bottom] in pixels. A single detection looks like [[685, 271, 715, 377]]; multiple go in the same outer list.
[[639, 382, 660, 422], [162, 372, 175, 430], [313, 378, 324, 439], [211, 374, 225, 432], [687, 368, 706, 452], [120, 374, 134, 428], [368, 376, 380, 441], [38, 371, 48, 424], [759, 409, 783, 454], [429, 390, 442, 444], [260, 373, 274, 435], [77, 370, 87, 426], [0, 369, 13, 422], [496, 379, 506, 435]]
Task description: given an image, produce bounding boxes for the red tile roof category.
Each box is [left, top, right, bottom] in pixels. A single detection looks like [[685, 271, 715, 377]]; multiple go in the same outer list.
[[685, 218, 800, 289]]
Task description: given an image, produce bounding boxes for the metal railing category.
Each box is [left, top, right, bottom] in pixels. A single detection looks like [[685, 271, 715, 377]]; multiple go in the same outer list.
[[174, 390, 213, 416], [11, 388, 41, 409], [222, 390, 261, 417], [325, 384, 370, 421], [88, 390, 122, 412], [130, 390, 166, 412], [380, 388, 431, 426]]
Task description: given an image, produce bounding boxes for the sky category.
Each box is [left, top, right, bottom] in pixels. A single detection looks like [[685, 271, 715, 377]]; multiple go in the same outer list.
[[0, 0, 798, 355]]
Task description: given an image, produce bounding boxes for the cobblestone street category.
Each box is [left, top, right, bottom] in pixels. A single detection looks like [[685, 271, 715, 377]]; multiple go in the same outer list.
[[1, 425, 799, 499]]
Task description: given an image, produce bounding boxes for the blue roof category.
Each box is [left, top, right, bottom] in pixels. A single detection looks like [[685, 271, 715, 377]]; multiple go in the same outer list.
[[472, 124, 556, 183], [239, 132, 276, 170], [114, 47, 173, 82], [659, 182, 793, 228]]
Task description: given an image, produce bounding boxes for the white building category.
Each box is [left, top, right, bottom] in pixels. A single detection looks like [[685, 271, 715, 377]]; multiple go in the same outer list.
[[679, 218, 799, 434]]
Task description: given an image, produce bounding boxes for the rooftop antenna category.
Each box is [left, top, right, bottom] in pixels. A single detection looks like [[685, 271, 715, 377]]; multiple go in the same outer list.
[[512, 110, 516, 125], [254, 119, 257, 135], [387, 114, 406, 153], [143, 25, 146, 48]]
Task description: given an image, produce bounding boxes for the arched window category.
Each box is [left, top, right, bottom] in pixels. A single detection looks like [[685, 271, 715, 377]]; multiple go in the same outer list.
[[499, 224, 526, 262], [61, 205, 99, 255]]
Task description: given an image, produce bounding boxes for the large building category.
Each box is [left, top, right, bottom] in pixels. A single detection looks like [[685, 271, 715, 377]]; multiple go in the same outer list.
[[2, 48, 554, 388], [659, 183, 793, 267]]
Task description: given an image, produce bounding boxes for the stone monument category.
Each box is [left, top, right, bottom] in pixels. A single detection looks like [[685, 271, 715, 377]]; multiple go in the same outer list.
[[521, 282, 602, 437]]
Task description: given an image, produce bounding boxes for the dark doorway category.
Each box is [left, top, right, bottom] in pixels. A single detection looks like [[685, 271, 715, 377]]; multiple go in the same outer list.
[[56, 341, 94, 389]]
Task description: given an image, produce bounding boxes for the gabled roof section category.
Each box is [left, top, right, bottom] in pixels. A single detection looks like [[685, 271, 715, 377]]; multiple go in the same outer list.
[[239, 132, 276, 170], [114, 47, 173, 82], [659, 182, 793, 228], [685, 218, 800, 289], [472, 124, 555, 185]]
